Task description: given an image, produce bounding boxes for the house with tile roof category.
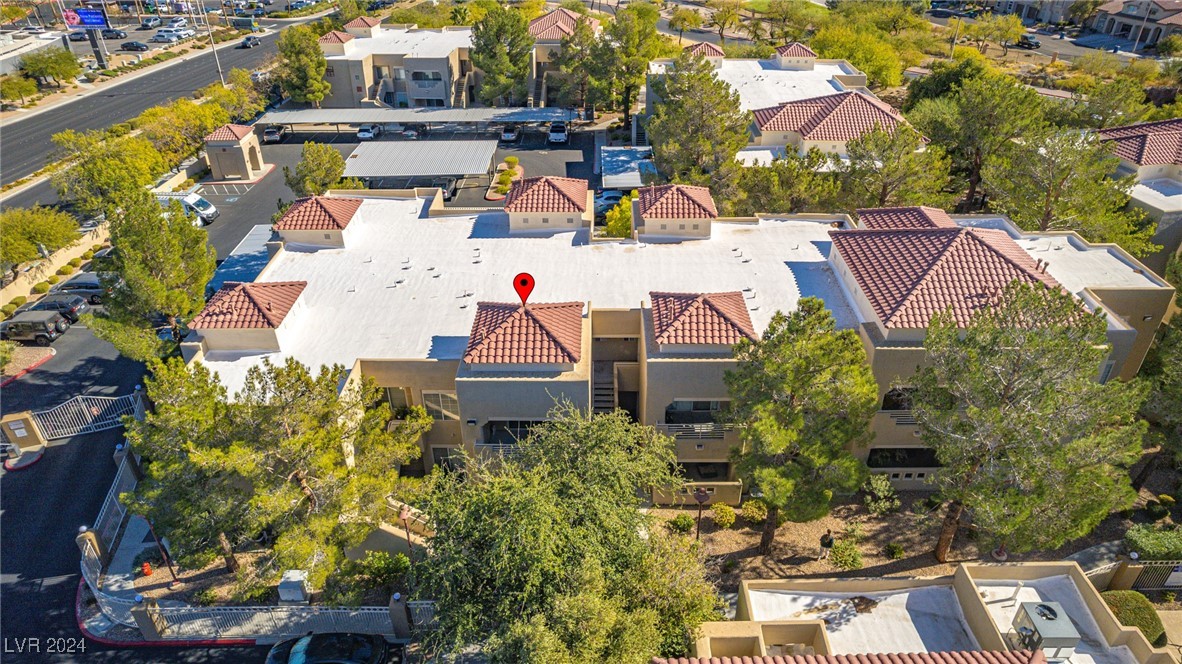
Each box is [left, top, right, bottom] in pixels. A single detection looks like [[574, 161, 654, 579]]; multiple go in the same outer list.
[[529, 8, 600, 106], [189, 281, 308, 354], [632, 184, 719, 239], [748, 91, 910, 158], [1098, 119, 1182, 272], [503, 176, 592, 234], [1090, 0, 1182, 48], [272, 196, 364, 247]]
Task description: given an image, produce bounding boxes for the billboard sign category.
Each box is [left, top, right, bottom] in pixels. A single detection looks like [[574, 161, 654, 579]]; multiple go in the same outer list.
[[63, 8, 109, 29]]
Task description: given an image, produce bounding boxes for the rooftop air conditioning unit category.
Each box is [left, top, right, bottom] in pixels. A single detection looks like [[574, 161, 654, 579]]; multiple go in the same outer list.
[[1011, 601, 1079, 661]]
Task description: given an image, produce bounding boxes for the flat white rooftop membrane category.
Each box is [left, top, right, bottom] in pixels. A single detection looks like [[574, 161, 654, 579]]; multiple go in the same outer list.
[[649, 59, 856, 111]]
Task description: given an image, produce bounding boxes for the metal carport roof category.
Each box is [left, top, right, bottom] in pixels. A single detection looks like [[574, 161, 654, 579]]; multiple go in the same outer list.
[[343, 140, 499, 178], [259, 107, 572, 125]]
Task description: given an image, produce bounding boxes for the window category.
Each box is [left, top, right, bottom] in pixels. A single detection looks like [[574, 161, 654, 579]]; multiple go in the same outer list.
[[326, 66, 335, 77], [411, 71, 443, 81], [679, 224, 685, 230], [324, 233, 331, 240], [542, 217, 549, 224], [485, 420, 544, 445], [660, 224, 667, 230], [693, 224, 699, 230], [422, 391, 459, 421], [385, 388, 409, 410], [522, 218, 529, 224], [866, 447, 941, 469]]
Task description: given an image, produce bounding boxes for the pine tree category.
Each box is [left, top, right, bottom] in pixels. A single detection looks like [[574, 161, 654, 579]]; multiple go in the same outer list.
[[276, 25, 331, 107], [552, 15, 599, 109], [470, 6, 534, 105], [837, 125, 952, 210], [284, 142, 346, 197]]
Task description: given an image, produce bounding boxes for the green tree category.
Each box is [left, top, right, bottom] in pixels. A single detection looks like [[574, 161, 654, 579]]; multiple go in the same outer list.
[[50, 130, 168, 218], [450, 3, 470, 25], [139, 97, 230, 164], [598, 5, 665, 128], [20, 47, 80, 87], [764, 0, 824, 42], [982, 128, 1158, 256], [902, 48, 990, 110], [0, 206, 79, 282], [1068, 0, 1104, 24], [552, 13, 599, 108], [0, 74, 37, 103], [1157, 34, 1182, 57], [912, 282, 1146, 562], [811, 24, 903, 87], [725, 298, 877, 554], [604, 192, 634, 238], [0, 341, 15, 373], [284, 142, 346, 196], [1073, 78, 1152, 129], [732, 150, 839, 215], [277, 25, 331, 107], [471, 6, 534, 105], [202, 68, 266, 122], [741, 15, 768, 44], [515, 0, 546, 21], [837, 124, 952, 209], [337, 0, 363, 23], [647, 52, 750, 197], [418, 405, 719, 659], [965, 13, 1023, 55], [1, 4, 29, 23], [668, 7, 702, 44], [707, 0, 741, 45]]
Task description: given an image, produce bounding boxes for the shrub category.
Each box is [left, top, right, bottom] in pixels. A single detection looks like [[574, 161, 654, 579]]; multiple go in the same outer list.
[[8, 297, 27, 307], [46, 276, 60, 285], [667, 514, 695, 534], [741, 498, 768, 524], [1164, 590, 1177, 604], [496, 170, 513, 186], [885, 542, 906, 560], [1102, 590, 1166, 646], [712, 503, 736, 529], [192, 588, 219, 606], [830, 537, 863, 571], [56, 265, 74, 276], [32, 282, 50, 294], [0, 305, 16, 318], [1159, 494, 1176, 506], [504, 156, 519, 169], [863, 474, 901, 516], [1145, 500, 1170, 521], [68, 258, 82, 268], [1125, 524, 1182, 560], [495, 183, 511, 195], [91, 244, 104, 252], [924, 493, 944, 510]]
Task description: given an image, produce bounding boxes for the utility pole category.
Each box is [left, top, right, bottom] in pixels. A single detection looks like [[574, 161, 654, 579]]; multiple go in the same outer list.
[[1130, 0, 1151, 53], [948, 16, 961, 59], [198, 0, 225, 86]]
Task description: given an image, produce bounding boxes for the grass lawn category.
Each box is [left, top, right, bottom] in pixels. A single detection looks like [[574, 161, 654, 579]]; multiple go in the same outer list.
[[742, 0, 769, 13]]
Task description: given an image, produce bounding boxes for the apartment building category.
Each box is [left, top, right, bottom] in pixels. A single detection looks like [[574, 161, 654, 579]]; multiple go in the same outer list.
[[183, 192, 1172, 502], [528, 8, 600, 107], [1090, 0, 1182, 47], [317, 20, 477, 109], [665, 562, 1176, 664]]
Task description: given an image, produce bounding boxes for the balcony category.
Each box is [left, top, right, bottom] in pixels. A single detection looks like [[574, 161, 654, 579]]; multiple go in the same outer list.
[[409, 78, 447, 98]]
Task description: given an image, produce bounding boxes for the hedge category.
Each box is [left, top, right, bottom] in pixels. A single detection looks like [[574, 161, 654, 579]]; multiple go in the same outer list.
[[8, 297, 27, 307], [0, 304, 16, 318], [32, 282, 50, 294], [68, 257, 83, 268], [57, 265, 74, 276], [46, 276, 60, 285], [1125, 524, 1182, 560], [1101, 590, 1166, 646]]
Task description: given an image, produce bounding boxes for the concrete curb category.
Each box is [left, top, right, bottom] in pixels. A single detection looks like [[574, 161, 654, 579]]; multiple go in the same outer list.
[[0, 347, 57, 388], [3, 448, 44, 471], [74, 579, 259, 648]]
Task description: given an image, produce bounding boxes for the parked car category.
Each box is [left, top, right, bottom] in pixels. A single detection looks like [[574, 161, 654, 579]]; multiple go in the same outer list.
[[356, 123, 382, 140], [0, 311, 69, 346], [150, 32, 179, 43], [175, 27, 197, 38], [547, 121, 568, 144], [167, 16, 187, 27], [265, 633, 394, 664], [140, 16, 162, 28], [928, 8, 954, 17], [240, 34, 261, 47], [101, 28, 128, 39], [18, 294, 91, 323], [595, 190, 625, 215], [157, 192, 219, 225], [68, 30, 88, 41], [432, 177, 458, 201], [252, 7, 266, 15], [52, 273, 111, 304], [250, 69, 271, 83], [121, 40, 151, 51], [262, 125, 286, 143], [20, 25, 47, 34], [500, 124, 521, 142], [1014, 34, 1041, 49], [402, 123, 426, 139]]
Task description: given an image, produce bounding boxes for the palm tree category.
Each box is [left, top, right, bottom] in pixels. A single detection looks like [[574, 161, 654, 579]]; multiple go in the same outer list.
[[450, 4, 469, 24], [742, 15, 767, 44]]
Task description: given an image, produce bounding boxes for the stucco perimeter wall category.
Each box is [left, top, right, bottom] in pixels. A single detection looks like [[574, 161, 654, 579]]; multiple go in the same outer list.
[[692, 620, 831, 658], [0, 224, 110, 305], [1091, 286, 1175, 381], [736, 576, 955, 622]]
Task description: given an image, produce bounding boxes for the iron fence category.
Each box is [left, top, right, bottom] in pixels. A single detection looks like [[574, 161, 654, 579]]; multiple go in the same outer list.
[[151, 605, 394, 640], [80, 541, 139, 627], [1130, 560, 1182, 589], [32, 391, 141, 440], [93, 455, 137, 551]]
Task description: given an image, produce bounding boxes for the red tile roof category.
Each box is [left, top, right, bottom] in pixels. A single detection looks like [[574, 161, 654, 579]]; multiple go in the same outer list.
[[857, 206, 957, 230], [1098, 118, 1182, 167], [654, 650, 1047, 664], [318, 30, 354, 44], [464, 302, 584, 364], [190, 281, 307, 329], [344, 15, 381, 27], [650, 292, 756, 346], [685, 41, 725, 58], [274, 197, 364, 231], [636, 184, 717, 220], [830, 227, 1060, 328], [528, 8, 599, 40], [503, 176, 589, 213], [204, 124, 254, 142], [775, 41, 817, 57], [752, 91, 906, 141]]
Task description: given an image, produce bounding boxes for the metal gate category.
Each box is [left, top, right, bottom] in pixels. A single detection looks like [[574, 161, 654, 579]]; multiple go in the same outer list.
[[93, 455, 138, 551], [31, 392, 141, 440]]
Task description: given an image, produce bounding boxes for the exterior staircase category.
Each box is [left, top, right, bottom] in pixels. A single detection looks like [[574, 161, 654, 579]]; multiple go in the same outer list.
[[593, 361, 616, 414], [634, 117, 648, 146], [533, 74, 545, 108]]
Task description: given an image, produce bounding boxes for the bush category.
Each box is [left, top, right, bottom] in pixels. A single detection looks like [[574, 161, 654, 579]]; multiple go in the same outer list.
[[1164, 590, 1177, 604], [830, 537, 863, 571], [504, 156, 519, 169], [667, 513, 695, 534], [863, 474, 901, 516], [8, 297, 27, 307], [0, 305, 16, 318], [1125, 524, 1182, 560], [496, 170, 513, 186], [741, 498, 768, 524], [56, 265, 74, 276], [885, 542, 906, 560], [1145, 500, 1170, 521], [192, 588, 219, 606], [68, 257, 82, 268], [32, 282, 50, 294], [91, 244, 104, 252], [46, 276, 60, 285], [1159, 494, 1176, 506], [1102, 590, 1166, 646], [351, 551, 409, 592], [712, 503, 736, 529]]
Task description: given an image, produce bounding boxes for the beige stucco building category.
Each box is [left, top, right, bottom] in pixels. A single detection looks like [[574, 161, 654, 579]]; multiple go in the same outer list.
[[203, 124, 264, 181], [1090, 0, 1182, 47], [503, 176, 593, 234]]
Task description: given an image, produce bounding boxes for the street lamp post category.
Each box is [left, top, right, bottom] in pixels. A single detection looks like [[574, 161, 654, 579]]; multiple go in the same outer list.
[[692, 487, 709, 541]]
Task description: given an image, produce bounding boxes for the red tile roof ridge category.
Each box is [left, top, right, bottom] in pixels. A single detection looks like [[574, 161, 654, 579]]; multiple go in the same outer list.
[[650, 291, 756, 345], [775, 41, 817, 57], [464, 301, 584, 364], [636, 184, 718, 219], [344, 15, 381, 27], [652, 649, 1046, 664], [685, 41, 726, 58], [752, 91, 905, 140], [191, 281, 308, 329], [318, 30, 354, 43], [274, 196, 365, 231], [204, 124, 254, 142], [856, 206, 957, 230], [503, 176, 589, 213]]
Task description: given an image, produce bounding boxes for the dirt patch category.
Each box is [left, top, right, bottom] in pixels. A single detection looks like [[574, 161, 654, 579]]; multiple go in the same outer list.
[[2, 345, 54, 380], [133, 550, 276, 606]]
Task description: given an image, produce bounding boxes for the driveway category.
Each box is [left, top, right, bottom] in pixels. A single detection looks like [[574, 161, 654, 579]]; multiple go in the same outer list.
[[449, 129, 598, 208]]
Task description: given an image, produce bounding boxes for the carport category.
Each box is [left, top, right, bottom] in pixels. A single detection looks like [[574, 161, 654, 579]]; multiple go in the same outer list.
[[257, 107, 574, 137], [342, 140, 500, 191]]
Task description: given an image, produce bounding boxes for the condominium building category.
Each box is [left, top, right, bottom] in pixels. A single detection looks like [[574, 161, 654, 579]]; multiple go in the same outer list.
[[528, 8, 600, 107], [183, 191, 1172, 502]]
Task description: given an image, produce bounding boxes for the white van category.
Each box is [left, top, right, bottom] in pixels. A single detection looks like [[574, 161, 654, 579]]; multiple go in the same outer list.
[[157, 193, 220, 226]]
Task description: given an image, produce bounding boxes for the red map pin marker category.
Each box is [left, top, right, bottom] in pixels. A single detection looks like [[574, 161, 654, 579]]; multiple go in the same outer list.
[[513, 273, 535, 305]]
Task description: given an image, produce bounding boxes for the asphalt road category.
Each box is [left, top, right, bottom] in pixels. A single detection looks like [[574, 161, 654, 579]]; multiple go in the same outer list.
[[0, 27, 284, 187], [925, 13, 1132, 62]]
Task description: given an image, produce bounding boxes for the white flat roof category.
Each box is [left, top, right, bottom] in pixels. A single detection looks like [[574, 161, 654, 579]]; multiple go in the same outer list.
[[1131, 178, 1182, 214], [343, 140, 497, 178], [746, 586, 980, 654], [326, 27, 472, 60], [260, 107, 571, 125], [977, 576, 1137, 664], [197, 198, 858, 393], [650, 59, 857, 111], [600, 146, 656, 190]]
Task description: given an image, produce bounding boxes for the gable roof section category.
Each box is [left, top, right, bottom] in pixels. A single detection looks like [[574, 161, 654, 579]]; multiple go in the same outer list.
[[190, 281, 307, 329], [752, 91, 906, 141], [636, 184, 718, 220], [857, 206, 957, 230], [528, 8, 599, 39], [274, 197, 364, 231], [654, 650, 1047, 664], [318, 30, 354, 44], [503, 176, 589, 213], [1098, 118, 1182, 166], [685, 41, 726, 58], [344, 15, 381, 27], [650, 292, 756, 346], [464, 302, 584, 364], [204, 124, 254, 142], [775, 41, 817, 57], [829, 227, 1060, 328]]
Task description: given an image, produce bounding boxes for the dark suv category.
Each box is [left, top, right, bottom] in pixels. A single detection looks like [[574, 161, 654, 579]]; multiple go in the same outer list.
[[0, 311, 70, 346], [52, 273, 111, 304], [19, 294, 91, 323]]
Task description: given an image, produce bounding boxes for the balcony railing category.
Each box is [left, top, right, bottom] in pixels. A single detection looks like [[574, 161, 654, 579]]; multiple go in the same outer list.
[[410, 79, 446, 97], [659, 422, 735, 439]]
